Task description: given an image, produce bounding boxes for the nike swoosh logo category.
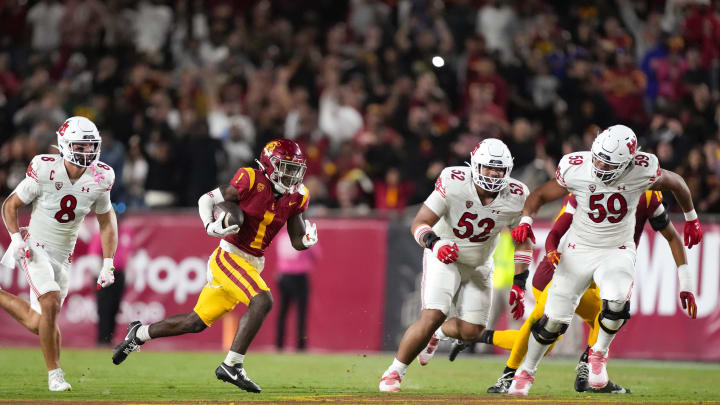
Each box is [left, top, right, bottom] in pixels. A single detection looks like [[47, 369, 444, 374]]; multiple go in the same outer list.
[[289, 202, 296, 206], [221, 364, 238, 380]]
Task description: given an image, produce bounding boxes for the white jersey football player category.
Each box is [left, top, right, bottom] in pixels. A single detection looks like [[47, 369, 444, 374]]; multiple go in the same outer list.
[[0, 116, 118, 392], [379, 138, 533, 392], [507, 125, 703, 396]]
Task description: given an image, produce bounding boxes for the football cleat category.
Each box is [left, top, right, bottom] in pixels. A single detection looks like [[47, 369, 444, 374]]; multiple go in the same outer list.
[[508, 368, 535, 396], [487, 371, 515, 394], [575, 360, 589, 392], [216, 363, 261, 393], [590, 380, 632, 394], [588, 349, 609, 388], [112, 321, 144, 365], [379, 370, 402, 392], [48, 369, 72, 392], [417, 334, 440, 366], [449, 340, 470, 362]]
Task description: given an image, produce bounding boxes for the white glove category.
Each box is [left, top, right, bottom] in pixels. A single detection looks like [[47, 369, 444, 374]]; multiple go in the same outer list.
[[97, 258, 115, 289], [302, 219, 318, 248], [1, 232, 30, 268], [206, 212, 240, 238]]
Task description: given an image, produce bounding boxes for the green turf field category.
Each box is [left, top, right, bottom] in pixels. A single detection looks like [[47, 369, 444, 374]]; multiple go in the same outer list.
[[0, 347, 718, 404]]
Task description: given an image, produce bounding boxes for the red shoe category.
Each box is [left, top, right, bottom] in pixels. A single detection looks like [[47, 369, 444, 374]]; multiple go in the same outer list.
[[417, 334, 440, 366], [379, 370, 402, 392]]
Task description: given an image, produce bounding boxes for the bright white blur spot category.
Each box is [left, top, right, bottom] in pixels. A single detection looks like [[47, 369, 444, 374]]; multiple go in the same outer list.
[[432, 56, 445, 68]]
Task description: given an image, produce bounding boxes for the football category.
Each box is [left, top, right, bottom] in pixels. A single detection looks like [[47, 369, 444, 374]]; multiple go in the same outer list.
[[212, 201, 244, 228]]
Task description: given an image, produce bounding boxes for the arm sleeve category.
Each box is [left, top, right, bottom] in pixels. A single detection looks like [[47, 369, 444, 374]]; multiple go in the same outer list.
[[94, 191, 112, 214], [14, 177, 40, 204], [546, 211, 573, 252]]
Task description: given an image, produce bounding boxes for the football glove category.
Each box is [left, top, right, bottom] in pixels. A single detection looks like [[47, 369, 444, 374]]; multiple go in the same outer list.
[[509, 284, 526, 320], [302, 219, 318, 248], [206, 212, 240, 238], [511, 217, 536, 244], [683, 219, 702, 249], [97, 259, 115, 290], [1, 232, 30, 268], [546, 249, 562, 268], [433, 240, 459, 264]]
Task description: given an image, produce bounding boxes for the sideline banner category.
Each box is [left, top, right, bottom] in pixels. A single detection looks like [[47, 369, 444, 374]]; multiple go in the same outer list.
[[0, 214, 388, 352]]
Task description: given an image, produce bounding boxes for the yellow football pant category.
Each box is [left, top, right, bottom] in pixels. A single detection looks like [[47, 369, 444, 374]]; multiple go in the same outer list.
[[193, 247, 270, 326], [500, 282, 601, 369]]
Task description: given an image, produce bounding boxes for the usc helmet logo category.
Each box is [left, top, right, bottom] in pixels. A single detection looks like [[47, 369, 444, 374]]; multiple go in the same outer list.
[[264, 141, 281, 156]]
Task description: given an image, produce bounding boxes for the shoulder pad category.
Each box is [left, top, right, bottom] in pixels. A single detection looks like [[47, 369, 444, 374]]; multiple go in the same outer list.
[[556, 152, 590, 188], [437, 166, 472, 197], [231, 167, 258, 192], [27, 154, 61, 183], [91, 161, 116, 191]]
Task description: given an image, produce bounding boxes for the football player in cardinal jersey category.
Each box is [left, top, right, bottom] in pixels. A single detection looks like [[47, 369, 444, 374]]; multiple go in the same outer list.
[[0, 116, 118, 391], [456, 191, 690, 394], [379, 138, 533, 392], [507, 125, 702, 396], [112, 139, 318, 393]]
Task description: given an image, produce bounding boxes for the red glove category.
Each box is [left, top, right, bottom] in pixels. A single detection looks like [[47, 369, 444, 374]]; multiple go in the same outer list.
[[680, 292, 697, 319], [546, 249, 562, 268], [511, 223, 536, 244], [433, 240, 459, 264], [509, 284, 526, 320], [683, 219, 703, 249]]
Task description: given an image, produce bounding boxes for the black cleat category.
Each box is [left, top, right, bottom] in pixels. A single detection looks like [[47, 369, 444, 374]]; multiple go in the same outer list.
[[449, 340, 470, 362], [487, 371, 515, 394], [216, 363, 261, 393], [575, 361, 589, 392], [589, 380, 632, 394], [112, 321, 144, 365]]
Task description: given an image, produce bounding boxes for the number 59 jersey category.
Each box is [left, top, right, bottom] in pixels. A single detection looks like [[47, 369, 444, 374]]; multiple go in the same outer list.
[[424, 166, 529, 266], [555, 151, 661, 248], [13, 154, 115, 254]]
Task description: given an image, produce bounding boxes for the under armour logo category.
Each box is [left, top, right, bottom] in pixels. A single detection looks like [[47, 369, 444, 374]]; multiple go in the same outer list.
[[36, 243, 45, 249], [568, 243, 576, 249], [619, 245, 627, 249], [81, 187, 89, 192], [617, 185, 626, 190], [491, 210, 501, 214]]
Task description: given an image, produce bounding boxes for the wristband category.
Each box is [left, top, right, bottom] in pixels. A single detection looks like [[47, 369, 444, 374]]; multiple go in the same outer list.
[[677, 264, 692, 292], [519, 216, 533, 226], [422, 232, 441, 250], [103, 258, 115, 270], [514, 250, 532, 264], [414, 225, 433, 246], [513, 269, 530, 290], [684, 209, 697, 221]]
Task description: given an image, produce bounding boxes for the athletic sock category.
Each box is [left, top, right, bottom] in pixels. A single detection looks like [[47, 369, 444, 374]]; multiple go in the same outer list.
[[435, 325, 449, 340], [388, 358, 409, 376], [136, 325, 151, 342], [480, 329, 494, 344], [224, 351, 245, 367]]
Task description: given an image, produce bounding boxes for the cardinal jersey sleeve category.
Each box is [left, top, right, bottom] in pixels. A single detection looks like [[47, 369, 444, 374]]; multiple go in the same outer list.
[[231, 168, 258, 201], [423, 169, 453, 217]]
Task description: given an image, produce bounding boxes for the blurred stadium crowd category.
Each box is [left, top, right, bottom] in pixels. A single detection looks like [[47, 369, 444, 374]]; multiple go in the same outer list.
[[1, 0, 719, 215]]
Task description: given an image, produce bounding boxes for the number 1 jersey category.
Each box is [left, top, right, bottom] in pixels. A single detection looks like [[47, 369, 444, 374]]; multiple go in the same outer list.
[[13, 154, 114, 254], [555, 151, 661, 248], [424, 166, 528, 266]]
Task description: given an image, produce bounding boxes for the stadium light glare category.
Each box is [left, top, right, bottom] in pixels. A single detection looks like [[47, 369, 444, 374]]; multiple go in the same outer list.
[[432, 56, 444, 68]]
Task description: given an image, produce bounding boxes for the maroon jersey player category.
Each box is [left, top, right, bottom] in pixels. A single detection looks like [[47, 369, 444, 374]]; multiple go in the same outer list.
[[112, 139, 318, 393]]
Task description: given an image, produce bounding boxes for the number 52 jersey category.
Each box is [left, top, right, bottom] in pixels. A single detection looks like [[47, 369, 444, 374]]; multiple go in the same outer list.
[[13, 154, 115, 254], [423, 166, 529, 266], [555, 151, 661, 248]]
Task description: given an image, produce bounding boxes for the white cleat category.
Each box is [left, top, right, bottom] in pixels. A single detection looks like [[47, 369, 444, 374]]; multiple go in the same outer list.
[[588, 349, 609, 389], [417, 334, 440, 366], [508, 368, 535, 396], [48, 369, 72, 392], [379, 370, 402, 392]]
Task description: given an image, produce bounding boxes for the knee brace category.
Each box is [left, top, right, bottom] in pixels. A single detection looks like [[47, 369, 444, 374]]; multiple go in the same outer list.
[[598, 300, 630, 335], [531, 315, 569, 345]]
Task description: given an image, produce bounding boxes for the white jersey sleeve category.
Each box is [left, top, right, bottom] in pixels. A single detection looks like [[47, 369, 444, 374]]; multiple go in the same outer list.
[[423, 169, 452, 217], [90, 162, 115, 214], [14, 157, 43, 203]]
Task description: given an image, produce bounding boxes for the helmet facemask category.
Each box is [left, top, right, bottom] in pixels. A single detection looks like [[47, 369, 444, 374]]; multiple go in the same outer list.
[[268, 156, 306, 194], [471, 159, 511, 192], [66, 140, 101, 167], [591, 151, 629, 185]]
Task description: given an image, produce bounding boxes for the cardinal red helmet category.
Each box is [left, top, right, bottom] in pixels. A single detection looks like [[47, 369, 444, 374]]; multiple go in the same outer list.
[[257, 139, 307, 194]]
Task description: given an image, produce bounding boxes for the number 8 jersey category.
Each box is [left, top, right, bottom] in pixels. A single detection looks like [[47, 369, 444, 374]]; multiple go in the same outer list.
[[12, 154, 115, 254], [424, 166, 529, 266], [555, 151, 661, 248]]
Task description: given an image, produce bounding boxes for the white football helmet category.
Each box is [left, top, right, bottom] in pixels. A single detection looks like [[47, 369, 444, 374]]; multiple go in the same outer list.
[[56, 116, 101, 167], [591, 125, 638, 184], [470, 138, 514, 192]]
